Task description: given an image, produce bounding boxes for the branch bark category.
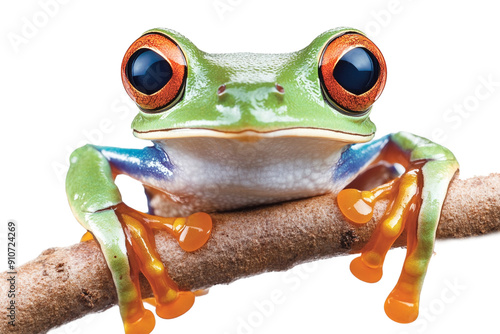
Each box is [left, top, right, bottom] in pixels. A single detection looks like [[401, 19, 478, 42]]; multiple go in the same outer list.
[[1, 174, 499, 333]]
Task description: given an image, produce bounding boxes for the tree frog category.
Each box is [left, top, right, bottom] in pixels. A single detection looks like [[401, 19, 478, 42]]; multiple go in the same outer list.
[[66, 27, 458, 334]]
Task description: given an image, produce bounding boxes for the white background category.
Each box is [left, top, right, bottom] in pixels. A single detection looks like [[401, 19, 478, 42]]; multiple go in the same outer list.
[[1, 0, 500, 333]]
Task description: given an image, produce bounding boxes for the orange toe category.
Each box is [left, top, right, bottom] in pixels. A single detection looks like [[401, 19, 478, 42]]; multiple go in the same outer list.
[[177, 212, 212, 252], [337, 189, 374, 224], [384, 291, 419, 323], [350, 256, 383, 283], [156, 291, 195, 319], [124, 309, 156, 334], [80, 231, 94, 242]]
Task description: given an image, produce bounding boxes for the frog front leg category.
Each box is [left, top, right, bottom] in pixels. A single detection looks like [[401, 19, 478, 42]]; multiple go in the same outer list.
[[66, 144, 212, 334], [335, 132, 459, 323]]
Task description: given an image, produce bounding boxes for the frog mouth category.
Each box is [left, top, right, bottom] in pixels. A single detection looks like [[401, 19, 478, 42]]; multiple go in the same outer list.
[[133, 127, 375, 143]]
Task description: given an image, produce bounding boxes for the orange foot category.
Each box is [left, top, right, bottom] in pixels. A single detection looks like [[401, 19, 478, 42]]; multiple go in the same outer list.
[[338, 167, 423, 323], [108, 203, 212, 334]]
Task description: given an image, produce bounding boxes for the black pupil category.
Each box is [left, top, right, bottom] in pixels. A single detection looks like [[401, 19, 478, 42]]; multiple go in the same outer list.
[[126, 49, 172, 95], [333, 48, 379, 95]]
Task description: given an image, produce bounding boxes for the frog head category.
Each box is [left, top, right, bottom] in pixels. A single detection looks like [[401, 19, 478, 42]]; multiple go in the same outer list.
[[122, 27, 386, 144]]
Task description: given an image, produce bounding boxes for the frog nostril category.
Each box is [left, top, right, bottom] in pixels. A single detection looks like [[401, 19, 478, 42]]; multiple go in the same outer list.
[[275, 83, 285, 94], [217, 84, 226, 96]]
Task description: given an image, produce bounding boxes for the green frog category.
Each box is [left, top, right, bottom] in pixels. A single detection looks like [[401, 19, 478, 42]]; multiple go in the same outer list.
[[66, 27, 459, 333]]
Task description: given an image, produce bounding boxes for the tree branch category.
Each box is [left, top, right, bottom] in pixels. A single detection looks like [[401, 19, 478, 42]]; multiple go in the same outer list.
[[1, 174, 499, 333]]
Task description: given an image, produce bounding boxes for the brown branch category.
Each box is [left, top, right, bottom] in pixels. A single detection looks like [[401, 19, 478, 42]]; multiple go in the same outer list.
[[1, 174, 499, 333]]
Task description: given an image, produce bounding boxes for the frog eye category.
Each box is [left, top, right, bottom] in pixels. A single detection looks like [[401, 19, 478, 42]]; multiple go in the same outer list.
[[121, 32, 187, 112], [319, 33, 386, 114]]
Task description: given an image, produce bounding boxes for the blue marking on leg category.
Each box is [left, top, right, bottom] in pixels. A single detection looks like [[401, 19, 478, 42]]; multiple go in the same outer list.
[[95, 144, 174, 181], [333, 135, 390, 184]]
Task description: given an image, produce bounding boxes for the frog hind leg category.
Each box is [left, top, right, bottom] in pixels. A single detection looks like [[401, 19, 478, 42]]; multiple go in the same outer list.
[[83, 210, 156, 334], [96, 144, 213, 311], [67, 145, 212, 333], [383, 159, 457, 323], [95, 203, 212, 325], [336, 132, 459, 323], [142, 186, 213, 299], [115, 203, 197, 320]]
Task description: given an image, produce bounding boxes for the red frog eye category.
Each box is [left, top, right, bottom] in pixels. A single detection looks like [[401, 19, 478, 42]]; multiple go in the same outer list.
[[122, 32, 187, 112], [319, 33, 387, 114]]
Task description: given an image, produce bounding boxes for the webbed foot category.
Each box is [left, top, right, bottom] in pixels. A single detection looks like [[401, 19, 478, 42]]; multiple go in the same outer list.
[[338, 165, 424, 323], [335, 132, 458, 323], [86, 204, 212, 334]]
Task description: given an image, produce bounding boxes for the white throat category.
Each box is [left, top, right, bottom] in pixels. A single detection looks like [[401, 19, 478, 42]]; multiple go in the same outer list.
[[151, 135, 347, 215]]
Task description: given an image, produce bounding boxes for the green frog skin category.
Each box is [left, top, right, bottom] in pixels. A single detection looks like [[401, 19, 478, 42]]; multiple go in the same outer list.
[[65, 27, 459, 334]]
